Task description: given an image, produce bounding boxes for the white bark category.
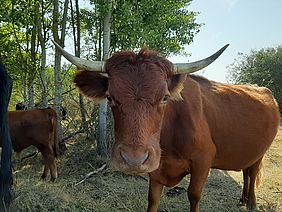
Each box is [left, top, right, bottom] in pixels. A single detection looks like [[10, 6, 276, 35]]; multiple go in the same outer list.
[[97, 0, 112, 156], [38, 0, 48, 107], [53, 0, 69, 142], [28, 3, 38, 110]]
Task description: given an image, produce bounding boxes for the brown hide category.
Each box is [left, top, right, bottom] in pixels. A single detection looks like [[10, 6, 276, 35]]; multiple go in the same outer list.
[[73, 49, 280, 212], [1, 108, 58, 181]]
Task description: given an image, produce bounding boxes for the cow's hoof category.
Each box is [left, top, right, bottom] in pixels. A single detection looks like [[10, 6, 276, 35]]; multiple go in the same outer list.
[[246, 201, 257, 211], [41, 175, 48, 181], [239, 196, 247, 206], [50, 178, 56, 182]]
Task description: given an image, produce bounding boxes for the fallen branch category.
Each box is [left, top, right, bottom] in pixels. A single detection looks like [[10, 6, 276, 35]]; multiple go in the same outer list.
[[20, 151, 39, 161], [62, 129, 84, 142], [12, 151, 39, 166], [19, 151, 39, 163], [75, 163, 107, 186]]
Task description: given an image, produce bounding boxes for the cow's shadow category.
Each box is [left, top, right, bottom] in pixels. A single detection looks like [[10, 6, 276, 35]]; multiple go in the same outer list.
[[201, 169, 243, 211], [163, 169, 280, 212]]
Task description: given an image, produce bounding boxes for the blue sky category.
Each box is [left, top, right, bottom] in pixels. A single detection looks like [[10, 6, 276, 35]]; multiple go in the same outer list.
[[169, 0, 282, 82]]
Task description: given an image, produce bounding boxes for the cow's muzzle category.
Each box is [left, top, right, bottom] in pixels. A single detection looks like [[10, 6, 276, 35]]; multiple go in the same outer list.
[[120, 151, 149, 167], [112, 143, 160, 175]]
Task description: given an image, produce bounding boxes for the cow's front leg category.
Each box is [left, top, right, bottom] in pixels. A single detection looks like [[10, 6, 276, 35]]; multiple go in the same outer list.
[[187, 165, 210, 212], [147, 177, 164, 212]]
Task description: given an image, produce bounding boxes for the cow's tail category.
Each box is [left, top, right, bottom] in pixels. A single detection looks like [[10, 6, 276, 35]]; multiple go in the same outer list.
[[255, 158, 264, 188], [50, 110, 59, 157]]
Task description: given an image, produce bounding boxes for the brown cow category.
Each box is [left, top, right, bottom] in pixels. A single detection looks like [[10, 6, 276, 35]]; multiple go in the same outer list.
[[55, 42, 280, 212], [1, 108, 58, 181]]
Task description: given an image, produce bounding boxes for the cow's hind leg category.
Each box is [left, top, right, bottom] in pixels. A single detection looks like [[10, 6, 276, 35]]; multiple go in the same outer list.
[[246, 158, 263, 210], [40, 147, 58, 181], [240, 168, 250, 205], [241, 157, 263, 210], [45, 154, 57, 182]]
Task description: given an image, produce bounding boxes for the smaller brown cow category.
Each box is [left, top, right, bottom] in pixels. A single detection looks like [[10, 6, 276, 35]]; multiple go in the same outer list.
[[0, 108, 58, 181]]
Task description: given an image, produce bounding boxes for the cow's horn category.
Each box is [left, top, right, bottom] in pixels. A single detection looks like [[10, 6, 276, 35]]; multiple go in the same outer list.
[[173, 44, 229, 74], [53, 41, 104, 72]]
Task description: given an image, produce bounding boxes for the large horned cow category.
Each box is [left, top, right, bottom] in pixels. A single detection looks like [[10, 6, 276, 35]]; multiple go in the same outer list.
[[55, 42, 280, 212]]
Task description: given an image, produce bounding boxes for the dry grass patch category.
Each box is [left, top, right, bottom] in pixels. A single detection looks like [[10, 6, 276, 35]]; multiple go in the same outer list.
[[9, 127, 282, 211]]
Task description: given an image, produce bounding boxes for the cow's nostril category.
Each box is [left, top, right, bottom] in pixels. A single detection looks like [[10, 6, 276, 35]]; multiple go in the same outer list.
[[120, 151, 149, 166]]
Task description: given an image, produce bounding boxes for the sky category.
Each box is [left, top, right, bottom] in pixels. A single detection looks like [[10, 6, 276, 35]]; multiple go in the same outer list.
[[169, 0, 282, 82]]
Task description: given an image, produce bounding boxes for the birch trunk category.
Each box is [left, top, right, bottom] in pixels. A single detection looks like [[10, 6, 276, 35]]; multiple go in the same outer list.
[[38, 0, 48, 107], [75, 0, 87, 131], [22, 73, 28, 107], [53, 0, 69, 143], [28, 12, 37, 109], [71, 0, 87, 131], [97, 0, 112, 156]]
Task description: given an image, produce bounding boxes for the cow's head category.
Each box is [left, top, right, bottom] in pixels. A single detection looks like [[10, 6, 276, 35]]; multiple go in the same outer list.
[[54, 42, 228, 175]]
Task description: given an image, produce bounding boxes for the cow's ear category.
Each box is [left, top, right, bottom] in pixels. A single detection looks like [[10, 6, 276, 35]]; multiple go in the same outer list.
[[168, 74, 187, 100], [74, 71, 108, 101]]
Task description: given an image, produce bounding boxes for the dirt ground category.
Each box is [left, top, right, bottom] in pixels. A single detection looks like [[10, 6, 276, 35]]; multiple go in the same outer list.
[[9, 127, 282, 211]]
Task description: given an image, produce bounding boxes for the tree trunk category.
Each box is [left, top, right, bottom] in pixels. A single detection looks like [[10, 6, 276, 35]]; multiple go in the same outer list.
[[39, 41, 48, 107], [97, 0, 112, 156], [70, 0, 87, 131], [38, 0, 48, 107], [28, 14, 37, 109], [75, 0, 87, 131], [22, 72, 28, 108], [53, 0, 69, 143], [28, 23, 36, 109]]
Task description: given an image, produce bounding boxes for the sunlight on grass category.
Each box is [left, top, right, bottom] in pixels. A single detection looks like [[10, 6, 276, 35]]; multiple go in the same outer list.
[[10, 128, 282, 211]]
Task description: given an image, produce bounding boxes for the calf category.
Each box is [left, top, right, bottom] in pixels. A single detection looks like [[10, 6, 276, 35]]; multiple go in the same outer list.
[[1, 108, 59, 181]]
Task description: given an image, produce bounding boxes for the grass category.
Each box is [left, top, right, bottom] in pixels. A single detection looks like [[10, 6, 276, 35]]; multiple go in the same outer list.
[[10, 127, 282, 212]]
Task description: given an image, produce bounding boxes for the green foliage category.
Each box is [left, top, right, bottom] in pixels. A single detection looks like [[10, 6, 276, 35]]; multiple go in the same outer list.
[[111, 0, 201, 55], [0, 0, 54, 107], [0, 23, 25, 104], [227, 46, 282, 112], [82, 0, 201, 56]]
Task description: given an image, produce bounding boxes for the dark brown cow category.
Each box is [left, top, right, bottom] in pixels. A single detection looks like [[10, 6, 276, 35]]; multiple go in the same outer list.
[[1, 108, 58, 181], [55, 42, 280, 212]]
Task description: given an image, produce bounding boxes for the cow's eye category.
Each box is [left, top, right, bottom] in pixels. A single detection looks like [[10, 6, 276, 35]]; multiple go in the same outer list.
[[106, 95, 113, 102], [162, 95, 170, 103]]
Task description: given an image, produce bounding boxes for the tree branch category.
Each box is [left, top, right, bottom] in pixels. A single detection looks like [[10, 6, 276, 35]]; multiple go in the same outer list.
[[75, 164, 107, 186]]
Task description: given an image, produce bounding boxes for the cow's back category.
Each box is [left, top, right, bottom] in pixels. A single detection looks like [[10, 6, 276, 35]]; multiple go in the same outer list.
[[196, 76, 279, 170], [162, 75, 280, 172]]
